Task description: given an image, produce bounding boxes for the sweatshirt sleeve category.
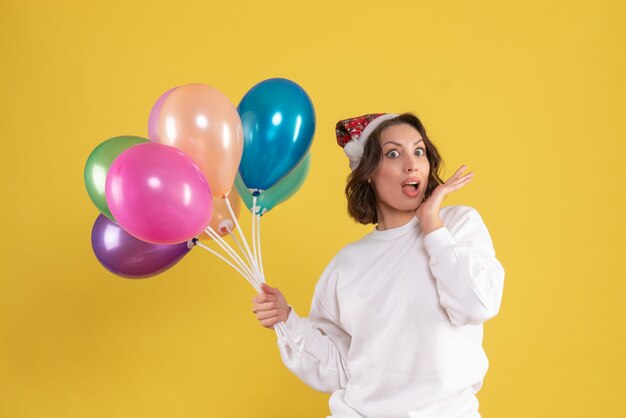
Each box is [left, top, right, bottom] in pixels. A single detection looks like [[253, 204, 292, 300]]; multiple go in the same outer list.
[[275, 268, 351, 393], [423, 206, 505, 326]]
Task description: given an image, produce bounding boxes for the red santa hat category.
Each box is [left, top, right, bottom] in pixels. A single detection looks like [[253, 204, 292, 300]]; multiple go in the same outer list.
[[335, 113, 399, 170]]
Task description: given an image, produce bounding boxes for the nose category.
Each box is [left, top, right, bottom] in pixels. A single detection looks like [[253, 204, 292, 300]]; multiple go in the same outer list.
[[403, 155, 419, 173]]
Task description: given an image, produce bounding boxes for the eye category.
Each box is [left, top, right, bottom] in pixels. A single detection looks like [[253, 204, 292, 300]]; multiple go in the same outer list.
[[415, 148, 425, 157], [385, 150, 400, 159]]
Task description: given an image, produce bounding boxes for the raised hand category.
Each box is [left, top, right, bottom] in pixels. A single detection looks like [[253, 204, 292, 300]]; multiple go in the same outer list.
[[416, 165, 474, 234]]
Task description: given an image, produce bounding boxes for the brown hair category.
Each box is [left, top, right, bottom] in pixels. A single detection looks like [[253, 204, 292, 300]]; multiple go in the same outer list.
[[345, 113, 444, 225]]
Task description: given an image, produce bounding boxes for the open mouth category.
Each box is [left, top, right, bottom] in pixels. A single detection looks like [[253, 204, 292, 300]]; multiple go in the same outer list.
[[401, 181, 420, 197]]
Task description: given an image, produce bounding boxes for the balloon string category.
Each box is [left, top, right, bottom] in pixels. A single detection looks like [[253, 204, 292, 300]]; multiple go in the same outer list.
[[205, 226, 254, 278], [226, 229, 248, 265], [222, 197, 296, 352], [224, 197, 262, 281], [276, 322, 296, 352], [205, 227, 257, 285], [252, 195, 259, 276], [198, 233, 292, 346], [218, 221, 258, 283], [226, 228, 259, 284], [253, 212, 295, 350], [213, 227, 254, 276], [194, 241, 260, 293], [205, 226, 256, 283], [256, 213, 266, 282]]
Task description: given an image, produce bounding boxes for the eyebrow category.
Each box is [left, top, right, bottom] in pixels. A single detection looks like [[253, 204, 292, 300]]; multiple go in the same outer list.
[[382, 139, 424, 147]]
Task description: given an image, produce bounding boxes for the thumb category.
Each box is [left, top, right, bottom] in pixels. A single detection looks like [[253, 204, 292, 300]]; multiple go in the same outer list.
[[261, 283, 275, 294]]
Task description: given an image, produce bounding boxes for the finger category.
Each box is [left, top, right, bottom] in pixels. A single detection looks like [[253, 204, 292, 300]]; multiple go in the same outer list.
[[449, 172, 474, 186], [455, 164, 469, 176], [253, 292, 277, 304], [262, 283, 282, 296], [430, 174, 473, 201], [446, 176, 473, 192], [447, 165, 469, 183], [252, 301, 278, 313], [256, 309, 282, 320], [261, 317, 280, 328], [444, 171, 474, 188]]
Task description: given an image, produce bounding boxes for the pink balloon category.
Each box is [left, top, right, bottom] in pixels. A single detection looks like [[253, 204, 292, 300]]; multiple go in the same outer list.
[[106, 142, 213, 244], [148, 87, 178, 141]]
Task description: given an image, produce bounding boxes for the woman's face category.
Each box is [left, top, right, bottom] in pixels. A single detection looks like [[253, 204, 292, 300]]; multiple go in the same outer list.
[[370, 123, 431, 218]]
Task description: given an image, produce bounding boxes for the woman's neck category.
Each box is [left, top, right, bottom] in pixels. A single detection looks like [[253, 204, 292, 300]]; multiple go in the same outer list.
[[375, 207, 417, 231]]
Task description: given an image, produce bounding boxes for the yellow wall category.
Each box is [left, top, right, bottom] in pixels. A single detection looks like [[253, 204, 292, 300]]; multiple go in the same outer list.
[[1, 0, 624, 416]]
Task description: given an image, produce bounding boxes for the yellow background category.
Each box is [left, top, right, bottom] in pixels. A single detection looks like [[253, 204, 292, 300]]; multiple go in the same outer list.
[[1, 0, 624, 416]]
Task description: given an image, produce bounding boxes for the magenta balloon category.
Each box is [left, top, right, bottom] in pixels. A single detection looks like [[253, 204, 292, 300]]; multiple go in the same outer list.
[[148, 87, 177, 141], [105, 142, 213, 244]]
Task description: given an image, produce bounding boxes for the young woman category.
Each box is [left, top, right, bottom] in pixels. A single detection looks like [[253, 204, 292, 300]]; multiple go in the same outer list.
[[252, 113, 505, 418]]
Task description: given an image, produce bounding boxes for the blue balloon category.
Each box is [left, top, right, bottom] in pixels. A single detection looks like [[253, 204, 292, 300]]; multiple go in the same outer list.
[[236, 153, 311, 216], [238, 78, 315, 191]]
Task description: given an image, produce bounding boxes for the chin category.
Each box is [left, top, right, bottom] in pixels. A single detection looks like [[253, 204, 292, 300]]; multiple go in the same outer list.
[[377, 193, 422, 213], [402, 196, 423, 210], [392, 200, 421, 212]]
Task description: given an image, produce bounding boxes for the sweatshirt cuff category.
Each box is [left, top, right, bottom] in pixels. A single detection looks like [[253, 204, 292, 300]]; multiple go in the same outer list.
[[423, 226, 457, 260], [277, 306, 310, 354], [282, 306, 302, 334]]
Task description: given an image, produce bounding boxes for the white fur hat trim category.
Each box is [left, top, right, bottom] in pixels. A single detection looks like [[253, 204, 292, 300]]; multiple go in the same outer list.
[[344, 113, 398, 170]]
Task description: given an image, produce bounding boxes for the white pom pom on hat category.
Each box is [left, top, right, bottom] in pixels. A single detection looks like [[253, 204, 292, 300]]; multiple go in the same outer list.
[[343, 139, 364, 162], [335, 113, 399, 170]]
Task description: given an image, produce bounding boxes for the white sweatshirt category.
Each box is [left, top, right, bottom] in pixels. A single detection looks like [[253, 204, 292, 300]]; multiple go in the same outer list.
[[276, 205, 505, 418]]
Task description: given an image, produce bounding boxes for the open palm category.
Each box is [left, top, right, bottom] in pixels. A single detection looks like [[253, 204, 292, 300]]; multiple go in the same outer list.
[[416, 165, 474, 224]]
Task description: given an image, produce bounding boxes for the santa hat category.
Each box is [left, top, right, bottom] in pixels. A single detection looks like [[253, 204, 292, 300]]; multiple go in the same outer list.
[[335, 113, 399, 170]]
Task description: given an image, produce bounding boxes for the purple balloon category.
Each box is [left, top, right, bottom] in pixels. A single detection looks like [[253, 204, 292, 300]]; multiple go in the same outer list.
[[91, 214, 191, 279], [106, 142, 213, 244], [148, 87, 177, 141]]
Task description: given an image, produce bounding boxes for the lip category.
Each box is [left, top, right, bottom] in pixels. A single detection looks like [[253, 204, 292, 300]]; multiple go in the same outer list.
[[401, 177, 421, 187], [401, 177, 421, 198]]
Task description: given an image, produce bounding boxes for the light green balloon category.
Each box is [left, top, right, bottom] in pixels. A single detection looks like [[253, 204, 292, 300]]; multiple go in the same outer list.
[[84, 136, 149, 221], [236, 153, 311, 215]]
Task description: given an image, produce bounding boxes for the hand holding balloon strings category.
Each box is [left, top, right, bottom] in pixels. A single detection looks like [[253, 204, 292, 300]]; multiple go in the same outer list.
[[195, 194, 296, 348], [191, 78, 313, 350], [87, 80, 314, 353]]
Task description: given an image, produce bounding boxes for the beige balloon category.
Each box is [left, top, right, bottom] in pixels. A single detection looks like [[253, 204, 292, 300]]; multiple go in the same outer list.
[[198, 189, 242, 239], [157, 83, 243, 198]]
